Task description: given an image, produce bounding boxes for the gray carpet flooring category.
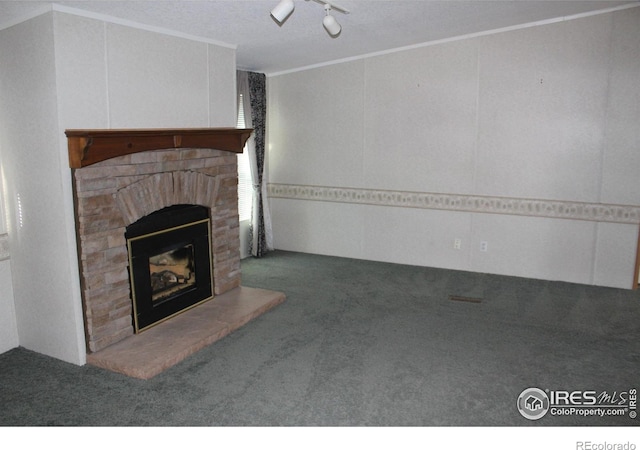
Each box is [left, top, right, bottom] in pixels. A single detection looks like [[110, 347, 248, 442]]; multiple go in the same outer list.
[[1, 250, 639, 426]]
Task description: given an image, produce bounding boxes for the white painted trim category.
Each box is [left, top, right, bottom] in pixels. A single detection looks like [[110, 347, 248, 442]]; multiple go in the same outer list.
[[50, 4, 237, 50], [267, 2, 640, 77], [268, 183, 640, 225], [0, 3, 53, 31]]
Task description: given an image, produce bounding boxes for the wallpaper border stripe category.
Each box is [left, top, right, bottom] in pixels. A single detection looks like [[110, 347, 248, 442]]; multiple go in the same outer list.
[[268, 183, 640, 225]]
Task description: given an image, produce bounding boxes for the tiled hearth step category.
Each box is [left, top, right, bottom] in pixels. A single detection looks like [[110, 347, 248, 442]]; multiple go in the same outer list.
[[86, 286, 285, 379]]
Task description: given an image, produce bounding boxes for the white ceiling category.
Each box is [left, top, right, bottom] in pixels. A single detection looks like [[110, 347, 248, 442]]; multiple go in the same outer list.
[[1, 0, 638, 74]]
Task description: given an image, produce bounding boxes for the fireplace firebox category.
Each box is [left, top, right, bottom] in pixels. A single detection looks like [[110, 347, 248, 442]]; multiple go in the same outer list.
[[125, 204, 213, 332]]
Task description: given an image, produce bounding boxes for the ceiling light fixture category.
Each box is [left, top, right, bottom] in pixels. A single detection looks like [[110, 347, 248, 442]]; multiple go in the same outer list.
[[270, 0, 295, 24], [270, 0, 349, 37], [322, 4, 341, 37]]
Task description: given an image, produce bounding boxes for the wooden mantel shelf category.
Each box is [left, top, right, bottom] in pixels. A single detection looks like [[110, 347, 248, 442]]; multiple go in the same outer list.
[[65, 128, 253, 168]]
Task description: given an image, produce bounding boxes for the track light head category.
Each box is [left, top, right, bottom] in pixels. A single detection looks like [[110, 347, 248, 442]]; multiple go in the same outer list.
[[270, 0, 348, 36], [322, 5, 341, 37], [271, 0, 295, 24]]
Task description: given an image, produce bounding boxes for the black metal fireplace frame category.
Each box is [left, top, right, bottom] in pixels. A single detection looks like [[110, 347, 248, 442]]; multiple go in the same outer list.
[[125, 205, 213, 332]]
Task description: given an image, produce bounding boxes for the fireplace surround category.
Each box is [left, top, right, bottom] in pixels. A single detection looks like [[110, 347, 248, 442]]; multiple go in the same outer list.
[[67, 128, 256, 353]]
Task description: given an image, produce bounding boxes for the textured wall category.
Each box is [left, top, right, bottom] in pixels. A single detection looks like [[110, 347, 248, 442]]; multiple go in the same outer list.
[[267, 8, 640, 288], [0, 13, 87, 363]]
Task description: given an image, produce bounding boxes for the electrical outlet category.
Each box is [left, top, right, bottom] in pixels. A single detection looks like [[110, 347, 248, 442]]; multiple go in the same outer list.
[[480, 241, 488, 252], [454, 238, 462, 250]]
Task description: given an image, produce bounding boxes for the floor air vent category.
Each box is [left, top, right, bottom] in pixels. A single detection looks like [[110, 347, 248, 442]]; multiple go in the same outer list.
[[449, 295, 482, 304]]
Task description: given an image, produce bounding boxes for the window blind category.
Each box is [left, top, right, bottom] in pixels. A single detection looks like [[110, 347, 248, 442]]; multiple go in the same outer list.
[[237, 94, 253, 222]]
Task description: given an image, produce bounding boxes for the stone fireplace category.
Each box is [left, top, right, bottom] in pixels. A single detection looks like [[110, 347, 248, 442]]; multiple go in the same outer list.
[[66, 129, 285, 378]]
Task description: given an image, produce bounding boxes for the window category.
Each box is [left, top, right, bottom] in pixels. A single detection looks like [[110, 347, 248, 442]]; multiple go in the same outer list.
[[236, 94, 253, 222]]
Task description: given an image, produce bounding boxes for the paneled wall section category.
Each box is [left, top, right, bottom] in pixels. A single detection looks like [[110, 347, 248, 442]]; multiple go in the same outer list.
[[267, 8, 640, 289]]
